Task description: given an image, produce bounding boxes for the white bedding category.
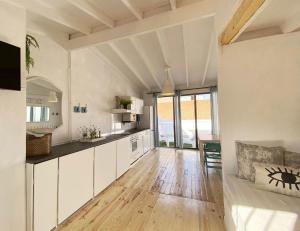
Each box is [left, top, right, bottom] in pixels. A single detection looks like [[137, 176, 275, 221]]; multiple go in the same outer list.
[[223, 175, 300, 231]]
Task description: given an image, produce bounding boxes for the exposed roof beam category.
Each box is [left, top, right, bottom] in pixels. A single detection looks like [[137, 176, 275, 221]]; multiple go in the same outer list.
[[109, 42, 151, 90], [182, 25, 189, 88], [27, 21, 69, 49], [121, 0, 143, 20], [12, 0, 91, 35], [170, 0, 177, 10], [66, 0, 114, 28], [156, 30, 175, 87], [129, 37, 162, 89], [90, 47, 140, 88], [67, 0, 216, 49], [201, 32, 214, 86], [280, 12, 300, 33], [220, 0, 272, 45]]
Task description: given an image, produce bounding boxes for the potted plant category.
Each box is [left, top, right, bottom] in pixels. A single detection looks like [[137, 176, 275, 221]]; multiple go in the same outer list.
[[26, 34, 39, 73], [120, 99, 132, 109]]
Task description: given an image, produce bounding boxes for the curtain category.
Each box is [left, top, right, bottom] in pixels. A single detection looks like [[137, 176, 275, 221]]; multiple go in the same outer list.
[[211, 87, 220, 136]]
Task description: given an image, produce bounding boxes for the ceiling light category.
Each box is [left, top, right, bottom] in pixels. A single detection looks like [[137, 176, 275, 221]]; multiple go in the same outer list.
[[48, 91, 58, 103], [161, 65, 174, 96]]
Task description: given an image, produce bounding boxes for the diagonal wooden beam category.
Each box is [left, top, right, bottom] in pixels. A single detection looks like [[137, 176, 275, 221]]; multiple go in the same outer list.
[[156, 30, 175, 87], [182, 25, 189, 88], [121, 0, 143, 20], [66, 0, 114, 28], [67, 0, 216, 49], [170, 0, 177, 10], [12, 0, 91, 35], [91, 47, 141, 88], [280, 12, 300, 33], [201, 32, 215, 86], [109, 42, 151, 90], [129, 37, 162, 89], [220, 0, 271, 45]]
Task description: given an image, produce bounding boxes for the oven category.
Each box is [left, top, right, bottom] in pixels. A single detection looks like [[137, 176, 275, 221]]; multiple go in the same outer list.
[[130, 135, 140, 164], [131, 135, 138, 152]]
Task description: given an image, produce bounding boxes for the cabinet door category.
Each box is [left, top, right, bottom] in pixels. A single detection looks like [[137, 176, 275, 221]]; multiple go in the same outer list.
[[33, 159, 58, 231], [94, 142, 117, 196], [150, 131, 155, 149], [145, 130, 151, 152], [58, 148, 94, 223], [116, 137, 131, 178]]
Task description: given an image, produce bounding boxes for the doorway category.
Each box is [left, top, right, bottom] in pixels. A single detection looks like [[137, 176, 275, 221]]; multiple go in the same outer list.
[[180, 93, 212, 149], [156, 96, 176, 148]]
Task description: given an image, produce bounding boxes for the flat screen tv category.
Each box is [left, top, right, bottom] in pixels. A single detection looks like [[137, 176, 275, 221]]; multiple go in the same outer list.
[[0, 41, 21, 91]]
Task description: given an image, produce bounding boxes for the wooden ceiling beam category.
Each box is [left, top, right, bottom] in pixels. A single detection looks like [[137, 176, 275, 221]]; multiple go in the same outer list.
[[182, 25, 189, 88], [121, 0, 143, 20], [170, 0, 177, 10], [109, 42, 151, 90], [130, 37, 162, 89], [91, 47, 142, 88], [67, 0, 216, 49], [11, 0, 91, 35], [201, 32, 214, 86], [66, 0, 114, 28], [156, 30, 175, 87], [220, 0, 270, 45], [280, 12, 300, 33]]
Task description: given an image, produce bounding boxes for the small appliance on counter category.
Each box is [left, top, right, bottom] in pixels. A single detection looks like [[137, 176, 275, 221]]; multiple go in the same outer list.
[[122, 113, 136, 122]]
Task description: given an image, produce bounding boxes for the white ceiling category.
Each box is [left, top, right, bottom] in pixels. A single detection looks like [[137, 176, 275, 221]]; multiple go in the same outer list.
[[244, 0, 300, 34], [18, 0, 218, 92]]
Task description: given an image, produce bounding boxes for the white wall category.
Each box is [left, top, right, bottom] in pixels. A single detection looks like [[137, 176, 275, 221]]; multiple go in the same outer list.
[[219, 32, 300, 174], [0, 2, 26, 230], [71, 48, 144, 139], [29, 33, 70, 145]]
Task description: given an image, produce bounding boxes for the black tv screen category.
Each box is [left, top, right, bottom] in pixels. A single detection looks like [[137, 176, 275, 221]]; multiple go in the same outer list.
[[0, 41, 21, 91]]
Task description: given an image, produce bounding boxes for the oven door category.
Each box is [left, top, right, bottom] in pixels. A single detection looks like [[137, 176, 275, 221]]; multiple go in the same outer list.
[[131, 139, 138, 152]]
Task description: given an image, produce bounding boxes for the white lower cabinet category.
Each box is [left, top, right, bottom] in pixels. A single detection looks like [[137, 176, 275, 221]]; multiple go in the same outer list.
[[150, 130, 155, 149], [58, 148, 94, 223], [116, 136, 131, 178], [94, 142, 117, 196], [143, 130, 151, 154], [26, 159, 58, 231]]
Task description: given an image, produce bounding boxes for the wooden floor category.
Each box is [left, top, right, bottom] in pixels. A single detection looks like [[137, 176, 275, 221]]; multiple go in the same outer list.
[[57, 148, 225, 231]]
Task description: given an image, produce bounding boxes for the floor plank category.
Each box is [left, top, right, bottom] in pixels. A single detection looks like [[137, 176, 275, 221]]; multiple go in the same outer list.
[[57, 148, 225, 231]]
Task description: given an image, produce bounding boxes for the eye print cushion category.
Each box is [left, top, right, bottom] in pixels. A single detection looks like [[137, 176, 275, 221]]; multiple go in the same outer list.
[[254, 163, 300, 198]]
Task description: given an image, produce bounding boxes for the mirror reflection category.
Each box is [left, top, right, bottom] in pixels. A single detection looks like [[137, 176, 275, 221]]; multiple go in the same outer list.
[[26, 76, 63, 131], [26, 106, 50, 122]]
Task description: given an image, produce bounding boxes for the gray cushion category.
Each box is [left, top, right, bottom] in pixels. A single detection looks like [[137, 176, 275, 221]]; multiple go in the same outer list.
[[285, 151, 300, 169], [236, 142, 284, 181]]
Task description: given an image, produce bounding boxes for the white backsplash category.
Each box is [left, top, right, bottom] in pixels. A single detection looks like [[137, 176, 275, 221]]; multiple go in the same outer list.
[[111, 114, 136, 134]]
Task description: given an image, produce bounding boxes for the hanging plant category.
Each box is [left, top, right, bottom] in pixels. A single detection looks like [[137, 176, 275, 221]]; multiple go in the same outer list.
[[26, 34, 39, 73]]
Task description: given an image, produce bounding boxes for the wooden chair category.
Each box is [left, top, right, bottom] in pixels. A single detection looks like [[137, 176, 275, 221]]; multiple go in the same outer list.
[[203, 142, 221, 175]]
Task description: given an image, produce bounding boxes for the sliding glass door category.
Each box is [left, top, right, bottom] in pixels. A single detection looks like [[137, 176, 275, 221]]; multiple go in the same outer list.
[[154, 91, 214, 149], [180, 95, 197, 148], [180, 93, 212, 149], [157, 96, 176, 147]]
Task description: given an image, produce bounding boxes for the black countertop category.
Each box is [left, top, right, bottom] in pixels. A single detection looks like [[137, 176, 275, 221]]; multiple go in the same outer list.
[[26, 128, 149, 164]]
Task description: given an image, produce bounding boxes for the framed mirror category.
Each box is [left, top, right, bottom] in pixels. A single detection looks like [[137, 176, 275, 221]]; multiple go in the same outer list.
[[26, 76, 63, 132]]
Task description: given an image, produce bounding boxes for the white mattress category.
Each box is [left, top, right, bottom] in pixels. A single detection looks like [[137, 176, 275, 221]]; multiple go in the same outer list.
[[223, 175, 300, 231]]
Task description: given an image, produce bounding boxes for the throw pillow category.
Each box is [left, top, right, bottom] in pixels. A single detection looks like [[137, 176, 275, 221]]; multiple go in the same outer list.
[[236, 142, 284, 182], [254, 163, 300, 198], [284, 151, 300, 169]]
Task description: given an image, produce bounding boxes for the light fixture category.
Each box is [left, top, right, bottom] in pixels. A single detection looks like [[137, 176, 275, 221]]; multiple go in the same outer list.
[[161, 65, 174, 96], [48, 91, 58, 103]]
